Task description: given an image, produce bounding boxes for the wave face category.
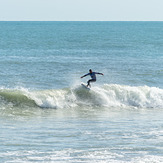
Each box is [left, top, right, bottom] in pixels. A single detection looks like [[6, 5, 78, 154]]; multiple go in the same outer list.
[[0, 84, 163, 109]]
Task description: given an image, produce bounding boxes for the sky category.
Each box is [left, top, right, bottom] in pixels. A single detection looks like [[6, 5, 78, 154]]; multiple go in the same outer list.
[[0, 0, 163, 21]]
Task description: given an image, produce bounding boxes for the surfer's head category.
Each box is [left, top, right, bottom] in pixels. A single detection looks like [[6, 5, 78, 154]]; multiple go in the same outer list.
[[89, 69, 92, 73]]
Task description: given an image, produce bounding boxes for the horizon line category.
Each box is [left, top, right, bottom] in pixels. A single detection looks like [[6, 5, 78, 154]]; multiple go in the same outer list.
[[0, 20, 163, 22]]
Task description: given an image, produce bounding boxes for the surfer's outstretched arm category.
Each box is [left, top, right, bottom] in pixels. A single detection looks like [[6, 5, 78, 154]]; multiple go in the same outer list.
[[81, 73, 89, 78], [95, 72, 104, 75]]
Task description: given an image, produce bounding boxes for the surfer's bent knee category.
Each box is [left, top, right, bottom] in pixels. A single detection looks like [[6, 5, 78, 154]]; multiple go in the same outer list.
[[87, 79, 96, 84]]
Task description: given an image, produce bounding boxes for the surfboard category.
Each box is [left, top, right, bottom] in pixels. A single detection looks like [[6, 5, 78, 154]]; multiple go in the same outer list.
[[81, 83, 90, 90]]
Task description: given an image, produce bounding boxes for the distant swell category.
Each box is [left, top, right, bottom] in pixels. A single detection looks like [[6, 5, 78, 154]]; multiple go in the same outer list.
[[0, 84, 163, 109]]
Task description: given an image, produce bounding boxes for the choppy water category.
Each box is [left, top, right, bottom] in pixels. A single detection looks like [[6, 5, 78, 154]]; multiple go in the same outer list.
[[0, 21, 163, 162]]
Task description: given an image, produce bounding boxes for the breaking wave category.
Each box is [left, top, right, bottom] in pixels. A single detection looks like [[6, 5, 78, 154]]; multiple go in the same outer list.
[[0, 84, 163, 109]]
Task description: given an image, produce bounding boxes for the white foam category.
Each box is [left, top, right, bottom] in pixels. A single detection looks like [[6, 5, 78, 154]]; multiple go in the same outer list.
[[31, 84, 163, 109], [0, 84, 163, 109]]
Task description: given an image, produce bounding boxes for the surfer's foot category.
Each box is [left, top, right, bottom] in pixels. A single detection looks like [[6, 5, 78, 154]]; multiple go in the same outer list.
[[87, 85, 91, 88]]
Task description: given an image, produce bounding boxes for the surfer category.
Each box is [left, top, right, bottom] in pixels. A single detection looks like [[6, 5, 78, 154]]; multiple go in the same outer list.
[[81, 69, 104, 87]]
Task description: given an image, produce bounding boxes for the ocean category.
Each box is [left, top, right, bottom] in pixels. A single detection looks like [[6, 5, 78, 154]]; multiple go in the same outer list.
[[0, 21, 163, 162]]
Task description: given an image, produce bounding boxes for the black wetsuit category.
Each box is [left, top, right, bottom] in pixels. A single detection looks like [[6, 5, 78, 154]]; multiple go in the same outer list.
[[83, 72, 102, 86]]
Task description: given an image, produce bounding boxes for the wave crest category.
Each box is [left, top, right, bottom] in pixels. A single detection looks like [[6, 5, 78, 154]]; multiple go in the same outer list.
[[0, 84, 163, 109]]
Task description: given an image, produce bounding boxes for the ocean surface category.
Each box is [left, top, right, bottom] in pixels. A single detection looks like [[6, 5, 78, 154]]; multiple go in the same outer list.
[[0, 21, 163, 162]]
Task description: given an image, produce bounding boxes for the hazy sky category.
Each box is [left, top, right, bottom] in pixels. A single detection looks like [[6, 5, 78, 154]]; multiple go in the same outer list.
[[0, 0, 163, 21]]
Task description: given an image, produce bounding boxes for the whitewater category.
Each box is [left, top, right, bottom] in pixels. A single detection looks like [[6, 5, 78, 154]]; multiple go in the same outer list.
[[0, 84, 163, 110]]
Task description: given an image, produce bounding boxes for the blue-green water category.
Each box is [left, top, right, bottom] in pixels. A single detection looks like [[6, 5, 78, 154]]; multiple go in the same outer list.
[[0, 22, 163, 162]]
